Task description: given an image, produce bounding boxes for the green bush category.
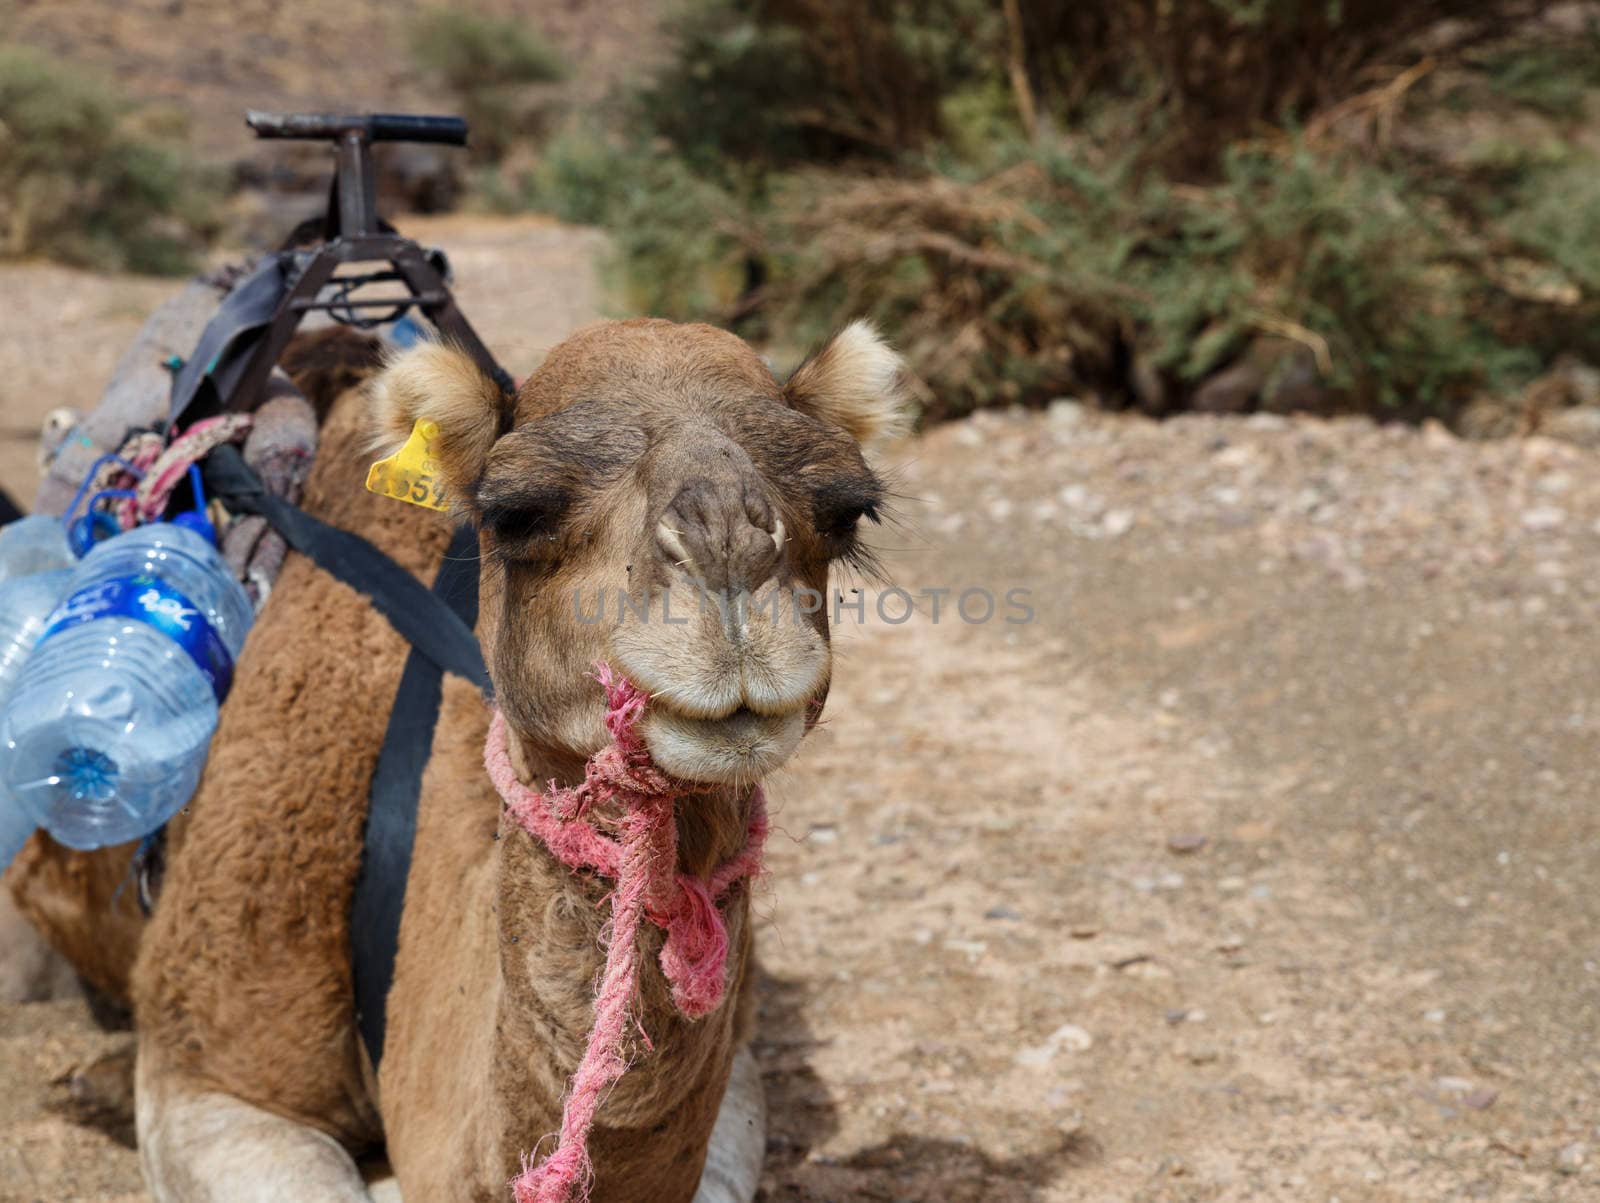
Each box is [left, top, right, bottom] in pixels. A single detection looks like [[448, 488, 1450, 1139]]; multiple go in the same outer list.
[[0, 48, 216, 274], [519, 123, 635, 226], [408, 9, 566, 162], [526, 0, 1599, 423]]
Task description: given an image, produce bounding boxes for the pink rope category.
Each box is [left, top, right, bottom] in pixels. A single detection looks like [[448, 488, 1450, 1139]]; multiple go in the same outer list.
[[118, 414, 253, 527], [483, 666, 768, 1203]]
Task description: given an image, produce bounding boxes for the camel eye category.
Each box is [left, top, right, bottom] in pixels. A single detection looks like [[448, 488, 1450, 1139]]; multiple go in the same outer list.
[[818, 501, 879, 541], [810, 476, 884, 564], [481, 485, 570, 555]]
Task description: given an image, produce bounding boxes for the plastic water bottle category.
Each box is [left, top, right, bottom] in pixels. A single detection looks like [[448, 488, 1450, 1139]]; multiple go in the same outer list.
[[0, 523, 253, 851], [0, 515, 75, 583], [0, 567, 73, 869]]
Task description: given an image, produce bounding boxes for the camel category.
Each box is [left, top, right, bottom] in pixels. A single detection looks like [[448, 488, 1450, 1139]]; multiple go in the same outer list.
[[23, 316, 908, 1202]]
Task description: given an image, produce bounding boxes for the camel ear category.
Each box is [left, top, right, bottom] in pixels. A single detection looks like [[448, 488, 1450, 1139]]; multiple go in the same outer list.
[[368, 342, 510, 506], [784, 320, 912, 449]]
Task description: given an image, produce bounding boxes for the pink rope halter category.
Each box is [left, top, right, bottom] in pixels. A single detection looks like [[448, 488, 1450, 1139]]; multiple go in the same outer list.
[[483, 665, 769, 1203]]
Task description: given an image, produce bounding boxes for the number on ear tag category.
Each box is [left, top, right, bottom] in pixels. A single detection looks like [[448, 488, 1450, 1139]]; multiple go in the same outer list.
[[366, 418, 449, 512]]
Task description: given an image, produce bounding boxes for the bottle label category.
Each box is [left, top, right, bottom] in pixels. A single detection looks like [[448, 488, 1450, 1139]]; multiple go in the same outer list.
[[41, 574, 235, 700]]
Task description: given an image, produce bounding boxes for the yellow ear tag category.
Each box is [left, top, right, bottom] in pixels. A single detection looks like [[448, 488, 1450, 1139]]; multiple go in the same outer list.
[[366, 418, 449, 511]]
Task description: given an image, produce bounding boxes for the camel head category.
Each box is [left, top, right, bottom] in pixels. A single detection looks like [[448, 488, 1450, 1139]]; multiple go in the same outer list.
[[369, 318, 908, 790]]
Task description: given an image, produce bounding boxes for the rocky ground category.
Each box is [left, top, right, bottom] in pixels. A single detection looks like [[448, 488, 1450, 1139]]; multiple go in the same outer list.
[[3, 216, 1599, 1202]]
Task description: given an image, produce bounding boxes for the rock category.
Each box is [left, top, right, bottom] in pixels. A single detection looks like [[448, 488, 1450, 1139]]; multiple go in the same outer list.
[[1047, 397, 1088, 426], [1463, 1089, 1499, 1111], [1058, 484, 1101, 513], [1130, 352, 1172, 416], [1421, 418, 1455, 448], [1521, 506, 1566, 532], [1259, 342, 1332, 415], [1525, 356, 1600, 419], [1456, 395, 1522, 440], [1557, 1142, 1587, 1175], [1244, 412, 1290, 431], [953, 423, 985, 447], [1101, 509, 1135, 538], [1181, 1043, 1221, 1065], [1015, 1023, 1094, 1067], [1192, 350, 1267, 414], [1193, 338, 1331, 415], [1166, 832, 1209, 855], [1542, 406, 1600, 449], [984, 905, 1022, 921]]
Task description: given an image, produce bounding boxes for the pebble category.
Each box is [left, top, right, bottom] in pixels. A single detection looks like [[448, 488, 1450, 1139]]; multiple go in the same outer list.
[[1015, 1023, 1094, 1067], [984, 905, 1023, 921], [1166, 832, 1209, 855], [1102, 508, 1135, 537], [1132, 871, 1186, 892], [1047, 398, 1087, 426], [952, 423, 985, 447], [1557, 1142, 1587, 1174], [1521, 506, 1566, 531]]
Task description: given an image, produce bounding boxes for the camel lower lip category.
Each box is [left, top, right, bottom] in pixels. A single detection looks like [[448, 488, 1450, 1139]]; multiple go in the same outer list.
[[641, 707, 805, 784]]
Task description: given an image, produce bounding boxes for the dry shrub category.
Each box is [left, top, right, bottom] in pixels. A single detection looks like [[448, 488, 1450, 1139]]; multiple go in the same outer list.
[[1017, 0, 1548, 174], [539, 0, 1600, 422], [0, 47, 217, 274]]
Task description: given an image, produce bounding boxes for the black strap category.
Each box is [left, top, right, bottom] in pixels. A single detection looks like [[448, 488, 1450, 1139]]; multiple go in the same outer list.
[[168, 255, 290, 427], [204, 445, 490, 1068], [351, 523, 481, 1068], [203, 445, 489, 690]]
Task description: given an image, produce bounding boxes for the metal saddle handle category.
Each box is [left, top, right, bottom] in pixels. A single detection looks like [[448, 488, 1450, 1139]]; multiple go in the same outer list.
[[245, 110, 469, 147]]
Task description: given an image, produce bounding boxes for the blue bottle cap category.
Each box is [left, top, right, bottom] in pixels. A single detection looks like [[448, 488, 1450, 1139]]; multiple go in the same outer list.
[[171, 509, 217, 546], [68, 511, 120, 558]]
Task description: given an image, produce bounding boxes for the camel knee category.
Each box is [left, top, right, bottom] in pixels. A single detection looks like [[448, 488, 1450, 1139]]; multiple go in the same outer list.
[[692, 1048, 766, 1203], [137, 1044, 374, 1203]]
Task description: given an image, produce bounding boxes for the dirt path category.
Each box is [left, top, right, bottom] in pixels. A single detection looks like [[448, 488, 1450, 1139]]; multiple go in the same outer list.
[[3, 218, 1597, 1202]]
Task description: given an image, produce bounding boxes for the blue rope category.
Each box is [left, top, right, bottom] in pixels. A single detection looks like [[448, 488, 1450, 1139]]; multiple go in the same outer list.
[[61, 453, 145, 531]]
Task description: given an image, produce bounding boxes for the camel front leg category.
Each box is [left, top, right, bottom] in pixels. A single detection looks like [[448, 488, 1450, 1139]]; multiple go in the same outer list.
[[136, 1041, 375, 1203], [692, 1047, 767, 1203]]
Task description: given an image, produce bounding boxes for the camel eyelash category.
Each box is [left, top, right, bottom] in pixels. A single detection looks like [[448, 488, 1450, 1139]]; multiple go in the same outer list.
[[814, 496, 887, 576], [480, 488, 571, 552]]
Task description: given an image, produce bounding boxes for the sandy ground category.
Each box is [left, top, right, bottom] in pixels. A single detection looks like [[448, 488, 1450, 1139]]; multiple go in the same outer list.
[[3, 216, 1599, 1202]]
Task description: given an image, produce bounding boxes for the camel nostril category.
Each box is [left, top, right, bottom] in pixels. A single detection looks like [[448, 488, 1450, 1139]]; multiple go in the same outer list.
[[743, 487, 775, 534], [656, 517, 693, 571], [658, 480, 786, 594]]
